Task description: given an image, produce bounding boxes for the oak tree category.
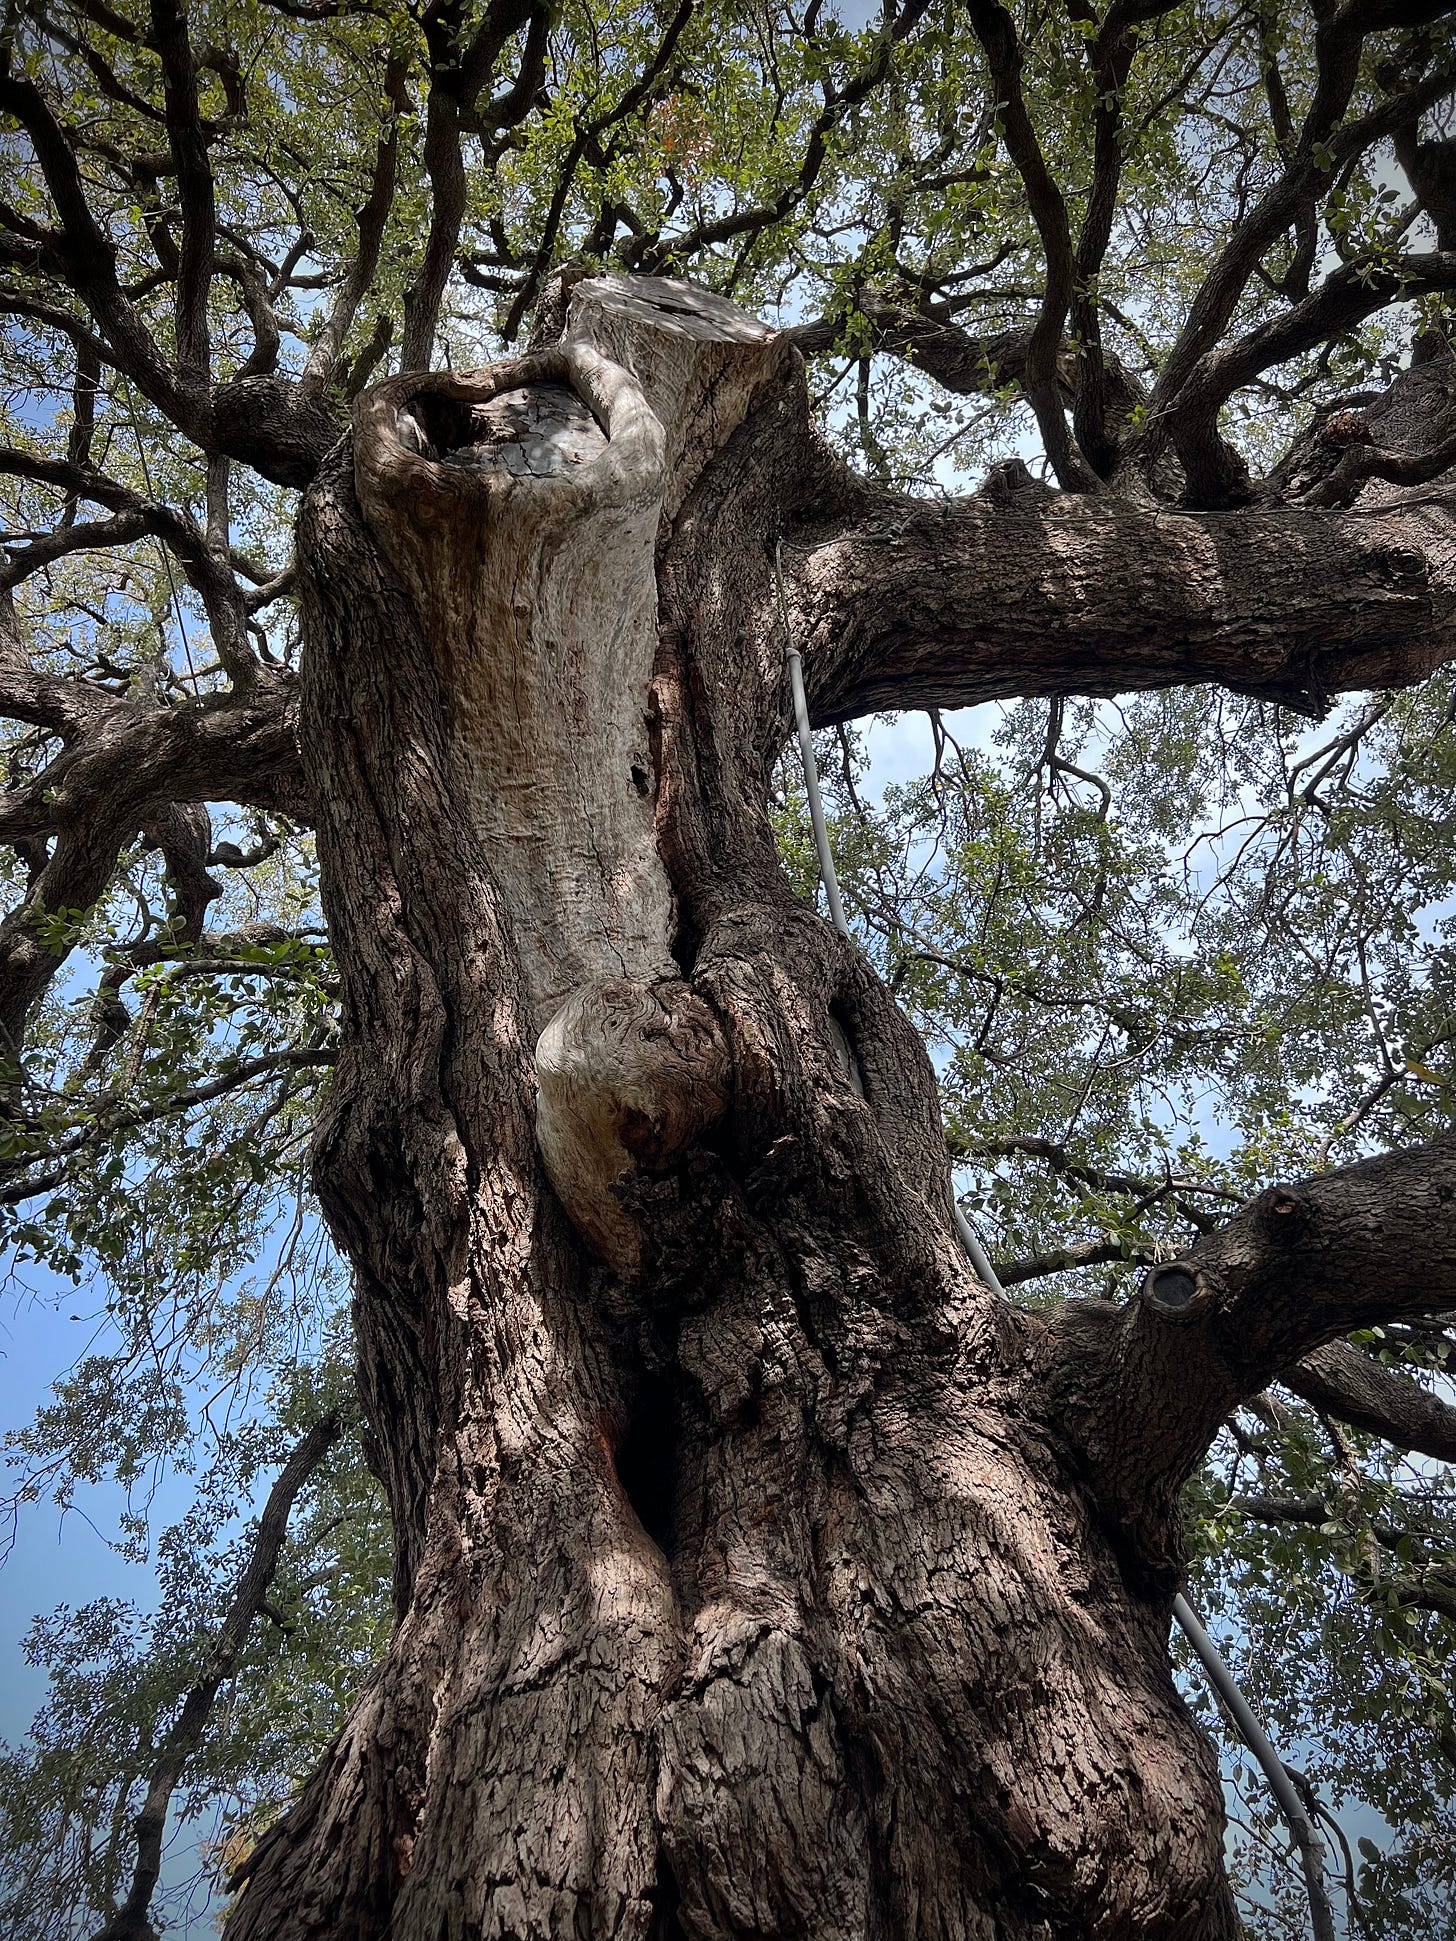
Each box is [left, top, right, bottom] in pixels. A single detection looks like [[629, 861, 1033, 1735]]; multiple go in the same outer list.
[[2, 0, 1456, 1935]]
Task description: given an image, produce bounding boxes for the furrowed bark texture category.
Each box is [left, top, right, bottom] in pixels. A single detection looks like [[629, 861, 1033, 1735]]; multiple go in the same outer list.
[[229, 277, 1456, 1940]]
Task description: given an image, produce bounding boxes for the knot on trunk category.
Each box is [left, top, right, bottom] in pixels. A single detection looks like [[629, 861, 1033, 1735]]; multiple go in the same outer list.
[[535, 977, 731, 1274]]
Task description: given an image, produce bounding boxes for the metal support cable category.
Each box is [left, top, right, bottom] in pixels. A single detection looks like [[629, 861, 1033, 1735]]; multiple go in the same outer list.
[[775, 565, 1336, 1940], [1172, 1595, 1337, 1941], [775, 541, 849, 940]]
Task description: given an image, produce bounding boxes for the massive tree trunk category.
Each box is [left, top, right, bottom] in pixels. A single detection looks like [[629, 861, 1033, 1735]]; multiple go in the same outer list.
[[226, 277, 1456, 1940]]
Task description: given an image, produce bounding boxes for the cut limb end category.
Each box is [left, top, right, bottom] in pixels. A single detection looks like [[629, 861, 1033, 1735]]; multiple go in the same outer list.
[[535, 977, 732, 1274]]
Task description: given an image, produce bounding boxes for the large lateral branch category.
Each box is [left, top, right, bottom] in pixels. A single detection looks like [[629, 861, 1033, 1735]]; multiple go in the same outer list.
[[0, 680, 304, 1048], [0, 679, 305, 843], [1282, 1337, 1456, 1464], [1043, 1136, 1456, 1574], [793, 488, 1455, 722]]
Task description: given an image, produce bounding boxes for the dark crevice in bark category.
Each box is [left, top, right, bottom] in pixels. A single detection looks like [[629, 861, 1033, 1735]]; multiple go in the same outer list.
[[616, 1362, 680, 1556], [645, 1858, 689, 1941]]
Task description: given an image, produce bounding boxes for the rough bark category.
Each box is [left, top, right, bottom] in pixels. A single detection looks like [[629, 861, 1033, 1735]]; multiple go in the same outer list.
[[226, 276, 1456, 1941]]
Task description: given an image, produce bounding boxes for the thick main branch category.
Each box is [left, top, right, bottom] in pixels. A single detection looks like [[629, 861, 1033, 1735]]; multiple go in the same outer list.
[[792, 481, 1455, 724], [1042, 1136, 1456, 1577]]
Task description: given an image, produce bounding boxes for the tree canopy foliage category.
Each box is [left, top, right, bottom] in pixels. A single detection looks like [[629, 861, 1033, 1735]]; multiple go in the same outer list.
[[0, 0, 1454, 1932]]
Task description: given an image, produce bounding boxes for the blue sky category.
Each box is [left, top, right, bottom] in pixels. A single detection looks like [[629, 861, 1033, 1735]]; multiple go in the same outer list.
[[0, 1268, 186, 1743]]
